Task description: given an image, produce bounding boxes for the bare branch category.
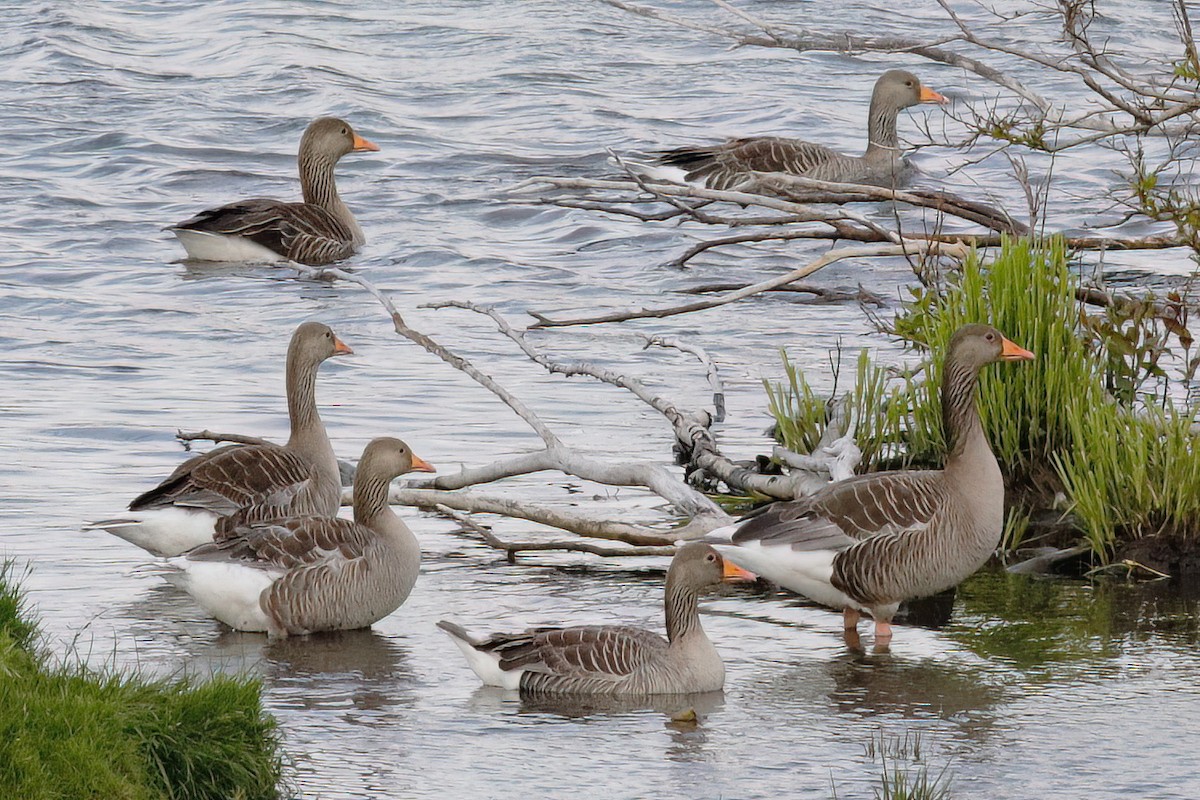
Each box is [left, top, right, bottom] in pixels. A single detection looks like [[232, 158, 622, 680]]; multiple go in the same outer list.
[[176, 429, 271, 448], [389, 486, 701, 545], [528, 241, 969, 328], [642, 334, 726, 423], [680, 282, 888, 306], [436, 504, 675, 558], [599, 0, 1057, 116], [425, 299, 840, 500]]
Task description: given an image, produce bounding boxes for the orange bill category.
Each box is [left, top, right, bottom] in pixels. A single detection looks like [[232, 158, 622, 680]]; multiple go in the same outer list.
[[410, 453, 436, 473], [920, 85, 949, 105], [722, 559, 757, 582], [352, 133, 380, 152], [1000, 336, 1035, 361], [332, 336, 354, 356]]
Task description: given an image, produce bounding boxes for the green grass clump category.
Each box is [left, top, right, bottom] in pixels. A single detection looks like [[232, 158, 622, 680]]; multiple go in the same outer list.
[[766, 347, 919, 472], [0, 564, 284, 800], [1058, 402, 1200, 554], [767, 237, 1200, 559], [831, 730, 953, 800], [892, 236, 1104, 492]]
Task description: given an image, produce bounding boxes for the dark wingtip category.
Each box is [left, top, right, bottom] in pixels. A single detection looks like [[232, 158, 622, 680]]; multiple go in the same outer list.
[[436, 619, 472, 643]]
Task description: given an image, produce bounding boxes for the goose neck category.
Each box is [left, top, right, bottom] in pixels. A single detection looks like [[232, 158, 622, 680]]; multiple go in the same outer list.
[[664, 574, 703, 643], [353, 472, 395, 529], [285, 352, 322, 443], [865, 95, 902, 153], [941, 356, 985, 461], [299, 150, 341, 210]]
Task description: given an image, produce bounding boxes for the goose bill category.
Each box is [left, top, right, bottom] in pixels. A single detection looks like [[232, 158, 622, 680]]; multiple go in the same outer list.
[[410, 454, 436, 473], [999, 337, 1035, 361], [352, 134, 380, 152], [722, 559, 757, 582], [920, 86, 949, 105]]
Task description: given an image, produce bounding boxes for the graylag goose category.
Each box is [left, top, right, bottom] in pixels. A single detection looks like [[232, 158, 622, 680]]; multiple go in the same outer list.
[[707, 325, 1033, 647], [170, 117, 378, 265], [651, 70, 948, 190], [166, 437, 435, 636], [86, 321, 350, 557], [438, 543, 729, 695]]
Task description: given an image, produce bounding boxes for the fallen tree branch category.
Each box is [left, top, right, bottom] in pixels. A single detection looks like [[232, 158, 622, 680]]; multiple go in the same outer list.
[[527, 241, 968, 328], [680, 282, 888, 306], [389, 486, 699, 545], [599, 0, 1058, 119], [642, 334, 726, 423], [176, 429, 270, 448], [424, 299, 835, 499], [436, 504, 676, 559]]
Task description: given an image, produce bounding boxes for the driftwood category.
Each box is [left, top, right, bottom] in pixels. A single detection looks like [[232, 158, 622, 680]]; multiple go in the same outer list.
[[527, 241, 969, 329]]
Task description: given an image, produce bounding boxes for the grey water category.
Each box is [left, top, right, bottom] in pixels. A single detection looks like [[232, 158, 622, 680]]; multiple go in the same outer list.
[[1, 1, 1197, 798]]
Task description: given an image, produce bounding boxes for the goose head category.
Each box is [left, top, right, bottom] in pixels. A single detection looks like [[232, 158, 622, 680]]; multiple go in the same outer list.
[[300, 117, 380, 163], [288, 321, 354, 370], [947, 323, 1035, 371], [873, 69, 949, 111], [670, 542, 730, 591], [357, 437, 437, 483]]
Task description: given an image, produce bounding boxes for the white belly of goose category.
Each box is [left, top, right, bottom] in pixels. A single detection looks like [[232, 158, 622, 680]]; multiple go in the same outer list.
[[166, 559, 279, 632], [712, 540, 862, 612], [171, 229, 286, 263]]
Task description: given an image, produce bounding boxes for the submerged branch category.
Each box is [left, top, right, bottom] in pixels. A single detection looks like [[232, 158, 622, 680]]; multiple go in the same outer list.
[[436, 504, 676, 558]]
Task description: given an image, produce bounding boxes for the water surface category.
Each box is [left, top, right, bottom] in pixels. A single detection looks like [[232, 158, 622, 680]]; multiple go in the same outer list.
[[1, 1, 1197, 798]]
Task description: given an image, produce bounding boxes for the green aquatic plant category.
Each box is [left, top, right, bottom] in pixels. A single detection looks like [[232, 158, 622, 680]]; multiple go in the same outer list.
[[766, 347, 921, 473], [0, 565, 285, 800], [767, 237, 1200, 558], [1057, 402, 1200, 555], [836, 730, 953, 800]]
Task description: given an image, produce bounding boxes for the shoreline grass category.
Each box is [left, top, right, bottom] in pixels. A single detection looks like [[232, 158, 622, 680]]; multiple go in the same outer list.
[[0, 562, 285, 800]]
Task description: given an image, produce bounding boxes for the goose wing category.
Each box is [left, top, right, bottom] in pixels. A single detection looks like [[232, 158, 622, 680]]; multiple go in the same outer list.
[[484, 624, 667, 679], [129, 444, 318, 519], [173, 199, 356, 265], [733, 470, 946, 549], [658, 136, 841, 189], [184, 515, 369, 570]]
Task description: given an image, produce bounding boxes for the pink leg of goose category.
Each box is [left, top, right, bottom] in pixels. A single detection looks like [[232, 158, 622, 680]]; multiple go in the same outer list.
[[842, 608, 863, 649], [874, 619, 893, 647]]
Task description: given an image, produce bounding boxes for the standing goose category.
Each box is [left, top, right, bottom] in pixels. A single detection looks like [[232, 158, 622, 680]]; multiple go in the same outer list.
[[707, 325, 1033, 646], [651, 70, 948, 190], [170, 117, 379, 266], [438, 543, 729, 695], [86, 321, 351, 557], [166, 437, 435, 636]]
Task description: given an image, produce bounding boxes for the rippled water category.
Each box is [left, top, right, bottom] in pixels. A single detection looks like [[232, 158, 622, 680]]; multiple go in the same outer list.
[[2, 1, 1198, 798]]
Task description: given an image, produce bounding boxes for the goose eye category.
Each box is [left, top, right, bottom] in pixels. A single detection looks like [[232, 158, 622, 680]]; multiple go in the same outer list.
[[986, 332, 995, 341], [341, 127, 348, 135], [705, 554, 717, 562]]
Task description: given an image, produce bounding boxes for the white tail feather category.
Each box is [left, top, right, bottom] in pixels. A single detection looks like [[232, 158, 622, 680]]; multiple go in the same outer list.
[[84, 507, 219, 558], [438, 621, 523, 690]]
